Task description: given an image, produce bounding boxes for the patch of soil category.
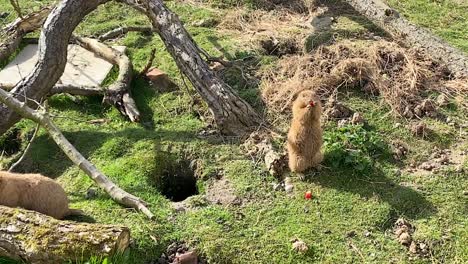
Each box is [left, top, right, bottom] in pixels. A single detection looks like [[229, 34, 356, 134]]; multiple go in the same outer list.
[[205, 178, 242, 206], [391, 140, 409, 160], [152, 241, 206, 264]]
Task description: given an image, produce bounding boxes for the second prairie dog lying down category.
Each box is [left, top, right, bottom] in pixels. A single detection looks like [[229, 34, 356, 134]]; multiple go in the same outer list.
[[287, 90, 323, 173], [0, 171, 80, 219]]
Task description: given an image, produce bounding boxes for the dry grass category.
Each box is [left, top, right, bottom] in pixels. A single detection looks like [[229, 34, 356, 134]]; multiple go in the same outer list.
[[261, 39, 466, 117]]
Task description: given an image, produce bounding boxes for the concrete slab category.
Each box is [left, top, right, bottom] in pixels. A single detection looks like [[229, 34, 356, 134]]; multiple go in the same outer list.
[[0, 44, 126, 88]]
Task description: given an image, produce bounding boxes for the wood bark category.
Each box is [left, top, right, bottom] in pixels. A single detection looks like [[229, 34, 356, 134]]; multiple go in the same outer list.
[[74, 36, 140, 122], [0, 88, 154, 219], [98, 26, 154, 41], [142, 0, 261, 135], [0, 205, 130, 264], [0, 7, 50, 62], [343, 0, 468, 78], [0, 0, 110, 136]]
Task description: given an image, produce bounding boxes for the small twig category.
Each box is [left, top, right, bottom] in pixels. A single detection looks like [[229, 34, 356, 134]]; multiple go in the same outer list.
[[139, 48, 156, 77], [98, 26, 154, 41], [9, 0, 23, 19], [348, 241, 365, 262], [8, 122, 40, 172]]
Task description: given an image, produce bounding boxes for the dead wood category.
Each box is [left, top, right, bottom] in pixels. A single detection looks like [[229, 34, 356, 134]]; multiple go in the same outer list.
[[98, 26, 154, 41], [0, 205, 130, 264], [140, 48, 157, 77], [73, 36, 141, 122], [343, 0, 468, 78], [0, 88, 154, 219], [0, 7, 51, 62], [0, 0, 111, 136], [137, 0, 262, 135]]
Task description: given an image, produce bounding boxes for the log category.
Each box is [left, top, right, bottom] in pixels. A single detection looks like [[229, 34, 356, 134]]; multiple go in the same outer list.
[[73, 36, 140, 122], [0, 205, 130, 264], [98, 26, 154, 41], [343, 0, 468, 78], [141, 0, 262, 135], [0, 87, 154, 219]]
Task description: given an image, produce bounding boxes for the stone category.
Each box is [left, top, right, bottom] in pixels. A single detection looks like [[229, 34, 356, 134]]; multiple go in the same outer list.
[[292, 240, 308, 253], [0, 44, 126, 89], [311, 16, 334, 31], [85, 188, 98, 200], [145, 67, 177, 92], [174, 251, 198, 264]]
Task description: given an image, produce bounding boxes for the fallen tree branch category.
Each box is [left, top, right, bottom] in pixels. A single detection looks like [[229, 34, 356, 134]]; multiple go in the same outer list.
[[0, 205, 130, 264], [0, 0, 111, 136], [8, 122, 40, 172], [98, 26, 154, 41], [50, 84, 104, 96], [73, 36, 140, 122], [0, 88, 154, 219], [9, 0, 23, 19], [140, 48, 156, 77], [0, 7, 51, 62], [343, 0, 468, 78]]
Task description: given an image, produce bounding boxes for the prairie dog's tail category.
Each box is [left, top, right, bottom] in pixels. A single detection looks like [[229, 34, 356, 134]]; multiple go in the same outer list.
[[67, 208, 85, 216]]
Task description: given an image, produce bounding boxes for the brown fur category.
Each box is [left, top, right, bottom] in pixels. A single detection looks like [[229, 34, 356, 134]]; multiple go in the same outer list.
[[0, 171, 78, 219], [287, 90, 323, 173]]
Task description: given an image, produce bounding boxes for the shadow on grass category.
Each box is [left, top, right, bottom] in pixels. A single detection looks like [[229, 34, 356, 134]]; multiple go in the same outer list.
[[305, 147, 436, 229]]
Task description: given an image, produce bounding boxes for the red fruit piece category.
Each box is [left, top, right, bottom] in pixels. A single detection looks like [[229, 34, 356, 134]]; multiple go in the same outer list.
[[305, 191, 312, 199]]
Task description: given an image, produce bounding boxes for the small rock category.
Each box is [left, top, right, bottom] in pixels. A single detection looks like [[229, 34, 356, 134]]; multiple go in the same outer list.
[[292, 239, 308, 253], [86, 188, 98, 199], [311, 16, 334, 31], [398, 232, 412, 245], [284, 183, 294, 193], [436, 94, 449, 106], [323, 229, 332, 234], [409, 241, 418, 254], [393, 122, 401, 128], [174, 251, 198, 264], [410, 122, 428, 137], [145, 67, 177, 92], [364, 231, 371, 237], [351, 112, 365, 125]]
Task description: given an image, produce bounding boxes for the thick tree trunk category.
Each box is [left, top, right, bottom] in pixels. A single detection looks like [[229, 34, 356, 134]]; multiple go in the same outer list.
[[0, 0, 109, 136], [142, 0, 261, 135], [0, 205, 130, 264], [0, 88, 154, 219], [343, 0, 468, 78]]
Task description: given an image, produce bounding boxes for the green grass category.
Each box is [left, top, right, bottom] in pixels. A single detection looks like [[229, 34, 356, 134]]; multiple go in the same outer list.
[[1, 0, 467, 263]]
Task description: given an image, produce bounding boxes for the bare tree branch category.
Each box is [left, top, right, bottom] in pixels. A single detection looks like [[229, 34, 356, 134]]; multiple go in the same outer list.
[[98, 26, 154, 41], [73, 36, 141, 122], [0, 88, 154, 219], [344, 0, 468, 78], [0, 7, 51, 62]]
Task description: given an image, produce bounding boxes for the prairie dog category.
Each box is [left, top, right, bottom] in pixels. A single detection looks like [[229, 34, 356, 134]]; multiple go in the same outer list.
[[0, 171, 80, 219], [287, 90, 323, 173]]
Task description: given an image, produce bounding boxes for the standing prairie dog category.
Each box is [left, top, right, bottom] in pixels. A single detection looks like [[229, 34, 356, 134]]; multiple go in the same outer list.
[[287, 90, 323, 173], [0, 171, 82, 219]]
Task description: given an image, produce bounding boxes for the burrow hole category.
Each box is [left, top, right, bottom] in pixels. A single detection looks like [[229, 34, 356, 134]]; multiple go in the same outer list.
[[152, 152, 199, 202]]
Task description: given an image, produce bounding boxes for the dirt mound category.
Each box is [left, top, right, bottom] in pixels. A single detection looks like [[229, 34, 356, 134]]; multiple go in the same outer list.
[[261, 40, 465, 118]]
